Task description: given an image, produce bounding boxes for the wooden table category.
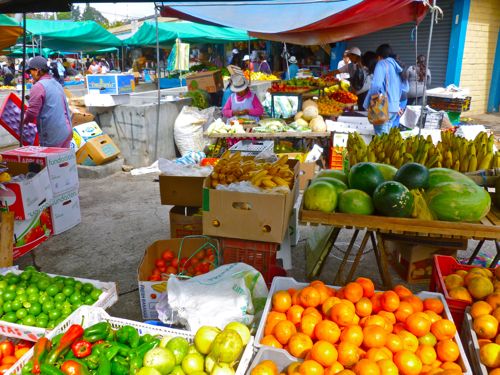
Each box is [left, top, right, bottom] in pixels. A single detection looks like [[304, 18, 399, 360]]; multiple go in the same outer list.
[[299, 203, 500, 288]]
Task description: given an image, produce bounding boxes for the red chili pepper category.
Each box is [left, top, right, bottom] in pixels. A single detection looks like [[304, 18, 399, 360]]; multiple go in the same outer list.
[[33, 337, 51, 374], [71, 340, 92, 358], [46, 324, 84, 365]]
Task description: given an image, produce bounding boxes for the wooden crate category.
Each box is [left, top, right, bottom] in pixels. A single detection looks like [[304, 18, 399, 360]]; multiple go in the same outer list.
[[0, 212, 14, 267]]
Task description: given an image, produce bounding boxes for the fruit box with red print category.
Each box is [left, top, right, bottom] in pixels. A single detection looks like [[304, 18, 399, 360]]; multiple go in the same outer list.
[[0, 162, 53, 220], [13, 207, 52, 259]]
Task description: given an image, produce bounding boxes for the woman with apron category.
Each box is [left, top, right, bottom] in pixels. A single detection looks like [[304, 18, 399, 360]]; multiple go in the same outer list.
[[222, 75, 264, 122]]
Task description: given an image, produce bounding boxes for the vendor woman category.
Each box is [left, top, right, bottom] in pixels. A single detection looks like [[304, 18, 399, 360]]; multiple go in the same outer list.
[[222, 75, 264, 121]]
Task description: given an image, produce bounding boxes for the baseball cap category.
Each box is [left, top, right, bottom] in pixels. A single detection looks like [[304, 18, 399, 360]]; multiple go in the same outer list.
[[232, 49, 239, 54], [28, 56, 49, 70], [243, 55, 250, 61], [346, 47, 361, 57]]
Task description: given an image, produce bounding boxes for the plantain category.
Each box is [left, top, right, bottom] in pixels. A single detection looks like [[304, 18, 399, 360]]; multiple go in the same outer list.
[[468, 154, 477, 172], [478, 152, 493, 170], [453, 160, 460, 171], [460, 155, 469, 173]]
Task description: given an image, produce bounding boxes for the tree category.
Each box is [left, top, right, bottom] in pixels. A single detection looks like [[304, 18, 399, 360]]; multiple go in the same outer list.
[[81, 3, 109, 27]]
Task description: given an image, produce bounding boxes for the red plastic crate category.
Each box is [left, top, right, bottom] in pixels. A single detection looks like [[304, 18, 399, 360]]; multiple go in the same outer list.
[[219, 238, 286, 285], [431, 255, 495, 327]]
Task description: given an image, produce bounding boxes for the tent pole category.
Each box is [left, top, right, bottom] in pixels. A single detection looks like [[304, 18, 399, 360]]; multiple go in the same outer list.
[[417, 0, 437, 133], [19, 13, 27, 147], [154, 5, 161, 161], [414, 24, 419, 104]]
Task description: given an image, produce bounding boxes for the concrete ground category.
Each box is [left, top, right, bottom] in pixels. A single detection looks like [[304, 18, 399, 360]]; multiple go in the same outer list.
[[14, 171, 495, 322]]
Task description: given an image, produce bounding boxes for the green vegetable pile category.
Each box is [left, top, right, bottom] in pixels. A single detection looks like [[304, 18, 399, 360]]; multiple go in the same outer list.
[[183, 88, 210, 109], [0, 268, 103, 329]]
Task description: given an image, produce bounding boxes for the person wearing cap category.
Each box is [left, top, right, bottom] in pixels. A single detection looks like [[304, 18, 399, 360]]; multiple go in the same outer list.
[[242, 55, 254, 73], [284, 56, 299, 80], [23, 56, 72, 148], [331, 47, 363, 82], [336, 51, 350, 80], [222, 74, 264, 121], [228, 48, 241, 67]]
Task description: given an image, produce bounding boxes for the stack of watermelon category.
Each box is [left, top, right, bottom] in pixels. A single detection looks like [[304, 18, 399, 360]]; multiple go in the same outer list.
[[303, 162, 491, 223]]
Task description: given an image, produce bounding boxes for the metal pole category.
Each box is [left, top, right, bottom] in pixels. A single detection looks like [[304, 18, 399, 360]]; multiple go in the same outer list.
[[154, 5, 161, 161], [19, 13, 27, 147]]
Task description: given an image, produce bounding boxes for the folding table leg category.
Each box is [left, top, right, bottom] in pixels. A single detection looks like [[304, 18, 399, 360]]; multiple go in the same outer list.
[[489, 241, 500, 268], [345, 231, 371, 283], [467, 239, 485, 265], [375, 232, 393, 289], [333, 229, 359, 285], [370, 232, 385, 282]]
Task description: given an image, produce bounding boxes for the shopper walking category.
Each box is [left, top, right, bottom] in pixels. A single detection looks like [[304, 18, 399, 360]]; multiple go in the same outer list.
[[285, 56, 299, 80]]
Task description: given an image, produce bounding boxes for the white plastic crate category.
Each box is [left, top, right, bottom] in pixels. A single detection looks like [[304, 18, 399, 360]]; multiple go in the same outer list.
[[461, 308, 488, 375], [255, 277, 472, 375], [246, 347, 296, 375], [6, 306, 255, 375], [229, 140, 274, 156], [0, 269, 118, 341]]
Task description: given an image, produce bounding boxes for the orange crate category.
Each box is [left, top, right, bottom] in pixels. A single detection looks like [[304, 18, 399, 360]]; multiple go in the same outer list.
[[219, 238, 285, 285]]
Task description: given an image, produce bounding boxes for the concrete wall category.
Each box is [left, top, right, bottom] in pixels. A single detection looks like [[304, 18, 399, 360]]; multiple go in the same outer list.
[[460, 0, 500, 114]]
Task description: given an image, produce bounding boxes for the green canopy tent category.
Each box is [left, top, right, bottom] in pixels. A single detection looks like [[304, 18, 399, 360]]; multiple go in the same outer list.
[[123, 20, 253, 47], [8, 47, 54, 58], [0, 14, 23, 51]]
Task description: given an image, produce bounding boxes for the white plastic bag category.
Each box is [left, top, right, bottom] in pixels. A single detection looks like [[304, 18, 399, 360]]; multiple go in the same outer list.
[[174, 106, 217, 156], [156, 263, 268, 331]]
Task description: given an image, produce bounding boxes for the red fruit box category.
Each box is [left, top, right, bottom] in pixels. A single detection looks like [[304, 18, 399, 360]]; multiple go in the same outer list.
[[430, 255, 495, 327], [255, 277, 473, 374]]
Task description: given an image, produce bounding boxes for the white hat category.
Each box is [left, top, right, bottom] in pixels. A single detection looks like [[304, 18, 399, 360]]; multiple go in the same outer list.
[[232, 49, 239, 54], [288, 56, 297, 64], [346, 47, 361, 57], [230, 74, 249, 93], [243, 55, 250, 61]]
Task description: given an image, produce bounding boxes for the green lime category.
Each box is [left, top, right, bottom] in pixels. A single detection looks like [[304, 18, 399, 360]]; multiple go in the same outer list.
[[3, 291, 15, 301], [3, 312, 16, 322], [42, 301, 54, 313], [22, 315, 36, 326], [74, 281, 83, 291], [48, 310, 61, 321], [62, 286, 74, 297], [64, 278, 76, 286], [6, 285, 17, 292], [46, 285, 59, 297], [69, 293, 81, 304], [36, 316, 48, 328], [26, 285, 39, 295], [3, 301, 12, 313], [47, 320, 56, 329], [82, 283, 94, 294], [90, 289, 102, 300], [0, 281, 7, 290], [15, 287, 26, 295], [6, 275, 20, 285], [11, 300, 21, 311], [15, 308, 27, 319], [20, 272, 31, 281], [38, 294, 51, 304], [54, 293, 66, 303], [37, 279, 50, 291], [29, 302, 42, 316], [16, 294, 27, 303], [27, 294, 39, 304], [83, 296, 94, 305]]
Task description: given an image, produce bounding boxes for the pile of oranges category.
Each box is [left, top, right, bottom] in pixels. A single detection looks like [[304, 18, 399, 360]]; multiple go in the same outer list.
[[257, 278, 463, 375]]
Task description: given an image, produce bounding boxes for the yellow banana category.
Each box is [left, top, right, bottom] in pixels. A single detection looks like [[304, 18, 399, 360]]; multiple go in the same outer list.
[[468, 154, 477, 172]]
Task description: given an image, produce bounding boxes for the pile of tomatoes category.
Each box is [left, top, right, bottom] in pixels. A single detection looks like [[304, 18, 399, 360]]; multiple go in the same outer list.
[[0, 339, 33, 374], [257, 277, 463, 375], [331, 91, 358, 105], [148, 247, 216, 281]]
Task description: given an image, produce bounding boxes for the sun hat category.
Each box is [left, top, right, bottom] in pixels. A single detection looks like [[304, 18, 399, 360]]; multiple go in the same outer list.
[[243, 55, 250, 61], [289, 56, 297, 64], [346, 47, 361, 57], [230, 74, 249, 93], [28, 56, 49, 70]]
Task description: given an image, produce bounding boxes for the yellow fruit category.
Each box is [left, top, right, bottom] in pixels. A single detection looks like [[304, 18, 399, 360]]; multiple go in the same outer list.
[[455, 270, 468, 278], [448, 287, 472, 303], [480, 342, 500, 368], [483, 269, 494, 279], [464, 271, 485, 287], [471, 301, 494, 319], [468, 277, 494, 300], [444, 274, 464, 290], [473, 315, 499, 339]]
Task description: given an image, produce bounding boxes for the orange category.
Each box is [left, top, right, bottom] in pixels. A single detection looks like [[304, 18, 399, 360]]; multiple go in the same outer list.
[[337, 341, 360, 368], [310, 340, 338, 367], [490, 369, 500, 375], [401, 295, 423, 313], [299, 360, 324, 375], [415, 344, 437, 365], [385, 333, 404, 353], [287, 362, 301, 375], [291, 289, 301, 305], [423, 298, 444, 314], [395, 301, 414, 323], [363, 325, 387, 349], [398, 330, 419, 352], [265, 312, 287, 336], [344, 282, 364, 303], [365, 347, 392, 362], [336, 371, 355, 375], [322, 297, 341, 316], [418, 332, 437, 347], [405, 312, 431, 337], [311, 282, 331, 305], [376, 359, 398, 375], [288, 333, 314, 359], [424, 310, 442, 324], [478, 338, 492, 348], [274, 320, 297, 345], [251, 361, 279, 375], [356, 277, 375, 298], [430, 319, 457, 340], [361, 315, 387, 329], [353, 359, 381, 375], [287, 304, 305, 325], [300, 287, 322, 308], [393, 350, 422, 375], [340, 325, 363, 346], [331, 302, 355, 327], [436, 339, 459, 362], [440, 362, 462, 371], [273, 291, 292, 313], [471, 301, 494, 319], [378, 311, 396, 325], [393, 285, 413, 298], [491, 307, 500, 322], [324, 362, 344, 375], [261, 335, 283, 348], [356, 297, 373, 318], [487, 293, 500, 309], [480, 342, 500, 368], [392, 322, 406, 334], [380, 291, 400, 312], [371, 293, 383, 314], [473, 314, 499, 339], [303, 307, 323, 321], [315, 320, 341, 344], [300, 313, 321, 339]]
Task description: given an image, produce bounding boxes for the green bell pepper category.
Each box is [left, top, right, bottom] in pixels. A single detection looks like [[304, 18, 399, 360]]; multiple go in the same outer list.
[[97, 354, 111, 375], [116, 326, 140, 348]]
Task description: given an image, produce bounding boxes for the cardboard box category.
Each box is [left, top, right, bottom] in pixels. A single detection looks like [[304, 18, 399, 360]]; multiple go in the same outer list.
[[202, 160, 299, 243], [277, 153, 315, 190], [138, 238, 219, 319], [86, 74, 135, 95], [13, 207, 52, 260], [50, 189, 81, 235], [71, 106, 95, 126], [386, 238, 466, 283], [0, 162, 53, 220], [170, 206, 202, 238], [186, 70, 223, 93], [71, 121, 103, 151], [76, 134, 120, 166], [159, 175, 205, 207], [1, 146, 79, 195]]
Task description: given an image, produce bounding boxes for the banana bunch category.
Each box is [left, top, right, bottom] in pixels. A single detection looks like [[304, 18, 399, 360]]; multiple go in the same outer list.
[[210, 152, 294, 189], [347, 128, 499, 172], [411, 189, 435, 220]]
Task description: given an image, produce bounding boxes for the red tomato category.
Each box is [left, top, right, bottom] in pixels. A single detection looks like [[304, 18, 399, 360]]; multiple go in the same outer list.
[[0, 364, 10, 375], [180, 257, 188, 267], [195, 250, 206, 259], [162, 249, 175, 261], [0, 342, 14, 358], [148, 275, 161, 281], [155, 259, 166, 268], [152, 268, 161, 276], [199, 263, 210, 274], [171, 258, 179, 268], [158, 266, 167, 273], [208, 254, 215, 262], [190, 258, 200, 266], [166, 266, 177, 274]]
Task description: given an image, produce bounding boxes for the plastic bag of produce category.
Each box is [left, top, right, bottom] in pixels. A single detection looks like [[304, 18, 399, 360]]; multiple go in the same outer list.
[[174, 106, 216, 156], [156, 263, 268, 331]]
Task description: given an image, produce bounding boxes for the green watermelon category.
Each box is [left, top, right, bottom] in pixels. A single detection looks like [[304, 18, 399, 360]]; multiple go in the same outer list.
[[394, 163, 430, 189], [338, 189, 374, 215], [373, 163, 398, 181], [303, 181, 338, 212], [373, 181, 414, 217], [316, 170, 348, 184], [428, 168, 477, 188], [311, 177, 348, 194], [348, 162, 385, 195], [425, 182, 491, 222]]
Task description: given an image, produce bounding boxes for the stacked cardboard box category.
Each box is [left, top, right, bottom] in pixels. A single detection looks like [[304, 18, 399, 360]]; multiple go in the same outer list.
[[71, 122, 121, 166]]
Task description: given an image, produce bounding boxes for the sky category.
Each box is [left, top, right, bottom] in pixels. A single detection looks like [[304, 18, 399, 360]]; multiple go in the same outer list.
[[75, 2, 156, 22]]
